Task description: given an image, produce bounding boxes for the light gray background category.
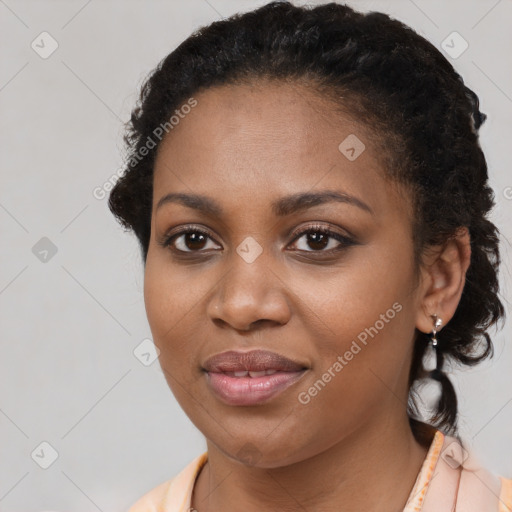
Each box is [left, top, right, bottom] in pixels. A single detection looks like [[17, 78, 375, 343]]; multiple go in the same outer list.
[[1, 0, 511, 510]]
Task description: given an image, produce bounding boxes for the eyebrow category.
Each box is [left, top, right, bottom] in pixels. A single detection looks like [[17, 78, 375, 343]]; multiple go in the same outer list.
[[155, 190, 374, 217]]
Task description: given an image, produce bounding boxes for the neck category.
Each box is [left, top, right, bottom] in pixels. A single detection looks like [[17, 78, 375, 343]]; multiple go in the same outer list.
[[192, 413, 433, 512]]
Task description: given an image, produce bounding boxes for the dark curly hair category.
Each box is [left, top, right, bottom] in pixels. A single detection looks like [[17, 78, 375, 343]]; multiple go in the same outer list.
[[108, 1, 505, 444]]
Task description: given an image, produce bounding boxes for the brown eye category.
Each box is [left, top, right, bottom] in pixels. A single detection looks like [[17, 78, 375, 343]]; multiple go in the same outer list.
[[179, 232, 208, 251], [289, 225, 355, 253], [162, 227, 221, 253], [302, 231, 330, 251]]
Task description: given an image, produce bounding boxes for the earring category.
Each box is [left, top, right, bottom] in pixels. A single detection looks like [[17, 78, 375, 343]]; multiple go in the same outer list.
[[430, 314, 443, 347]]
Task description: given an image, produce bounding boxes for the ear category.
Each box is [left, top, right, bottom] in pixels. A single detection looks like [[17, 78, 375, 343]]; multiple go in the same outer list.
[[415, 227, 471, 334]]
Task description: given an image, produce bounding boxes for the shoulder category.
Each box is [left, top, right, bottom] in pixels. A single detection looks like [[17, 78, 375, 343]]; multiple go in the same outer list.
[[434, 433, 512, 512], [457, 461, 512, 511], [127, 452, 208, 512], [498, 476, 512, 512], [128, 479, 173, 512]]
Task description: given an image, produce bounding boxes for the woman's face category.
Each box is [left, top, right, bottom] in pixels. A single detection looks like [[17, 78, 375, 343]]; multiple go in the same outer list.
[[144, 80, 424, 467]]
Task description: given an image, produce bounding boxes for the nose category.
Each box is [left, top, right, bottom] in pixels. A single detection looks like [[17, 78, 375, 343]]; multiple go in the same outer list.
[[206, 249, 292, 332]]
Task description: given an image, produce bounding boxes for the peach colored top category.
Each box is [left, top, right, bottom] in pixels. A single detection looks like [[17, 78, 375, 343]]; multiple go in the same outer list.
[[128, 431, 512, 511]]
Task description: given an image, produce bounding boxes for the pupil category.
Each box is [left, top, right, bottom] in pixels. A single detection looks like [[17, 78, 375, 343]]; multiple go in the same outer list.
[[308, 232, 328, 250], [186, 232, 206, 250]]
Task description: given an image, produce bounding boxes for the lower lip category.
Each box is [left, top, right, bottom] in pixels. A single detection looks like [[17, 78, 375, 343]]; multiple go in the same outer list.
[[205, 370, 307, 406]]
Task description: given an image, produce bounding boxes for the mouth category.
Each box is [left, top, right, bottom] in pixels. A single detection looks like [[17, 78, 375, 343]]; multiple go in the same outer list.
[[202, 349, 308, 406]]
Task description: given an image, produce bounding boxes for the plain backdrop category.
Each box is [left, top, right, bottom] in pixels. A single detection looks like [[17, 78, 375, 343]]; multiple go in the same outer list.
[[0, 0, 511, 510]]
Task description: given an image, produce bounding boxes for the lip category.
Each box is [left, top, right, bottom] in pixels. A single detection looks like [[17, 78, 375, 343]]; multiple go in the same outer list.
[[203, 349, 306, 373], [203, 349, 308, 406]]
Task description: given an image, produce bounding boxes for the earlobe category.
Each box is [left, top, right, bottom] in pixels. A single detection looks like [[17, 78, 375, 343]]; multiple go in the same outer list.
[[415, 227, 471, 334]]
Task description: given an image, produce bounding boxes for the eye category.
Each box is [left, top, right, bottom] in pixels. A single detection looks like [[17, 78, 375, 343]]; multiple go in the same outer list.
[[160, 225, 221, 253], [288, 223, 355, 253], [159, 223, 355, 255]]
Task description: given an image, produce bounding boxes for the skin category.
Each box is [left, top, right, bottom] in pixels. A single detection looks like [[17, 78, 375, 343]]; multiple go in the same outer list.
[[143, 79, 471, 512]]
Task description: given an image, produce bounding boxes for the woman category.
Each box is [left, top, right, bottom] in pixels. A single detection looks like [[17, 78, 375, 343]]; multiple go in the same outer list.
[[109, 2, 511, 510]]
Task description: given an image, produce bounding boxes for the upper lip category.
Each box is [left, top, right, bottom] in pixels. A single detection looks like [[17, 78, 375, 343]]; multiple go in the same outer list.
[[203, 349, 307, 373]]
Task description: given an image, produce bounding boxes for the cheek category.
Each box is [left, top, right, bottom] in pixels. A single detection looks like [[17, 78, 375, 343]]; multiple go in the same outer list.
[[291, 243, 416, 397], [290, 247, 412, 345], [144, 250, 201, 337], [143, 265, 174, 342], [143, 251, 222, 379], [143, 255, 193, 365], [143, 260, 205, 409]]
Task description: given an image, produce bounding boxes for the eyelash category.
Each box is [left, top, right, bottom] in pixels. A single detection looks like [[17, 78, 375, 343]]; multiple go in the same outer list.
[[159, 223, 355, 255]]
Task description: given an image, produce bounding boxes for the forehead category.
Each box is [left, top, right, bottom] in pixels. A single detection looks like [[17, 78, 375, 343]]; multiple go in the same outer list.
[[152, 80, 407, 218]]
